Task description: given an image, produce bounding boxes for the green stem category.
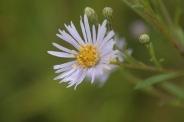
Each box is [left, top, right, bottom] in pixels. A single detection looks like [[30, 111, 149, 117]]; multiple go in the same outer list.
[[146, 43, 162, 71], [107, 20, 112, 31], [162, 82, 184, 100], [118, 62, 184, 73], [155, 0, 174, 28]]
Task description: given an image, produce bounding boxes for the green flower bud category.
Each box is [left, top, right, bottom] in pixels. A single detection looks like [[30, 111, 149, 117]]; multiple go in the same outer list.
[[84, 7, 98, 23], [139, 34, 150, 44], [103, 7, 113, 20]]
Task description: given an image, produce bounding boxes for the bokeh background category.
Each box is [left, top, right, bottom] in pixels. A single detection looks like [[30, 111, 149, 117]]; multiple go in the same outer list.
[[1, 0, 184, 122]]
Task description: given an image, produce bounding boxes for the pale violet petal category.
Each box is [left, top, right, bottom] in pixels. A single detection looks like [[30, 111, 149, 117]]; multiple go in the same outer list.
[[57, 30, 80, 50], [64, 23, 85, 46], [97, 24, 101, 41], [92, 25, 96, 44], [100, 60, 110, 64], [99, 30, 114, 47], [61, 71, 77, 83], [54, 68, 76, 80], [53, 60, 77, 69], [101, 50, 119, 58], [74, 70, 87, 89], [52, 43, 77, 55], [67, 68, 84, 88], [61, 68, 80, 83], [101, 64, 111, 70], [55, 66, 72, 73], [48, 51, 75, 58], [96, 65, 103, 75], [70, 22, 85, 45], [98, 39, 115, 51], [84, 14, 92, 44], [96, 20, 107, 44], [91, 68, 96, 83], [99, 46, 114, 57], [80, 18, 87, 44]]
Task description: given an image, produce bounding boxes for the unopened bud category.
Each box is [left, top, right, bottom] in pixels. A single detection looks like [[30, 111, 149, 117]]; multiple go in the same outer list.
[[103, 7, 113, 20], [139, 34, 150, 44], [84, 7, 98, 23]]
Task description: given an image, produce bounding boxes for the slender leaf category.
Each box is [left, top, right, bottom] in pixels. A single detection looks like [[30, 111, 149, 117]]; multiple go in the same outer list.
[[176, 27, 184, 48], [132, 4, 144, 9], [135, 73, 182, 89], [162, 82, 184, 100]]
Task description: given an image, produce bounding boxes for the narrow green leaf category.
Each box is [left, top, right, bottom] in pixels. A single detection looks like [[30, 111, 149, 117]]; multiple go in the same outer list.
[[162, 82, 184, 100], [135, 73, 182, 89], [176, 27, 184, 48], [174, 7, 183, 27], [132, 4, 144, 9]]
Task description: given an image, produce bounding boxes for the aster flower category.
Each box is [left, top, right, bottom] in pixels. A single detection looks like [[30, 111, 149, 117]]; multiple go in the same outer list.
[[48, 14, 118, 89]]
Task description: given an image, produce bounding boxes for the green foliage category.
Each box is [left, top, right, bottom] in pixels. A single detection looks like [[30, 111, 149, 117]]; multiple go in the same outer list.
[[135, 73, 183, 89], [122, 0, 184, 106], [162, 82, 184, 100]]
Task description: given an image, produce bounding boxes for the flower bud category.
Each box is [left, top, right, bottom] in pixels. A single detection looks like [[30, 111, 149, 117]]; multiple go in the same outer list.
[[84, 7, 98, 23], [139, 34, 150, 44], [103, 7, 113, 20]]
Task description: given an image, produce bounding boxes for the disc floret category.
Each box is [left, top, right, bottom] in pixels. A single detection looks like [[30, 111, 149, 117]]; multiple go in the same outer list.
[[77, 45, 99, 68]]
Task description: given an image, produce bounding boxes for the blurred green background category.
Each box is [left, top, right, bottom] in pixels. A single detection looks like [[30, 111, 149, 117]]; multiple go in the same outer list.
[[1, 0, 184, 122]]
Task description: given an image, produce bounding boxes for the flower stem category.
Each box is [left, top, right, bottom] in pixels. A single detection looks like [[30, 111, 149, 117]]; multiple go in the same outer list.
[[146, 42, 162, 71], [107, 20, 112, 31]]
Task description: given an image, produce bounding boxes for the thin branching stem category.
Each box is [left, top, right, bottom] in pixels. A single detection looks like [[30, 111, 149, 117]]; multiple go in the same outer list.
[[118, 62, 184, 74], [146, 43, 162, 71], [122, 0, 184, 59]]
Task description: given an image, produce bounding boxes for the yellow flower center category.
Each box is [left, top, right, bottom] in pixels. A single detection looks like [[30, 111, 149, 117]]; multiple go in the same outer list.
[[76, 45, 99, 68]]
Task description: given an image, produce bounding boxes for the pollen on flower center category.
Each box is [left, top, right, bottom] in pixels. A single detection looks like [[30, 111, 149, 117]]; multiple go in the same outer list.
[[77, 45, 99, 68]]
